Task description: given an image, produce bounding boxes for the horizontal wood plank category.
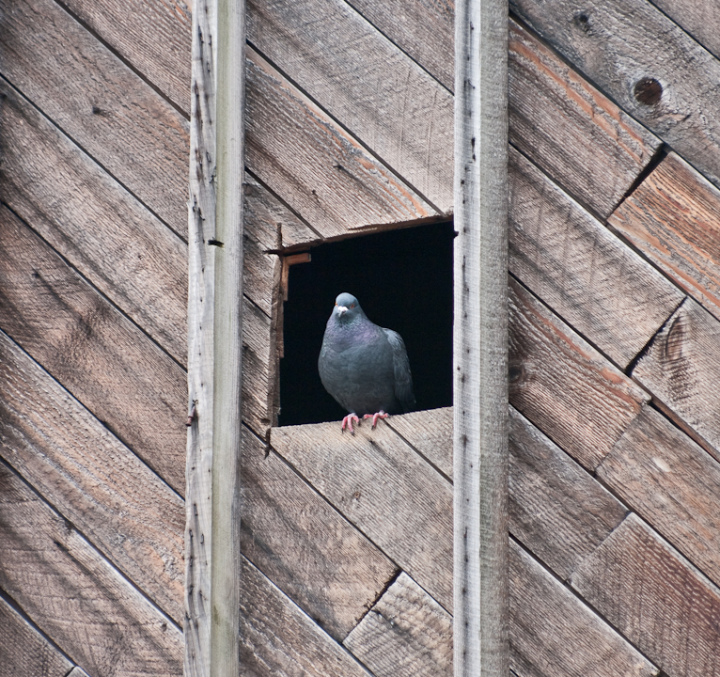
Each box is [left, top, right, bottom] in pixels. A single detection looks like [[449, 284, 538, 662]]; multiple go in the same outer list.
[[509, 408, 627, 581], [0, 78, 188, 364], [648, 0, 720, 62], [509, 18, 661, 219], [571, 513, 720, 677], [344, 572, 452, 677], [0, 327, 185, 621], [510, 0, 720, 190], [597, 406, 720, 589], [510, 539, 659, 677], [609, 151, 720, 320], [247, 0, 454, 212], [241, 427, 397, 641], [509, 146, 684, 368], [59, 0, 192, 112], [0, 0, 189, 233], [0, 595, 73, 677], [246, 47, 439, 238], [240, 557, 373, 677], [0, 460, 182, 677], [509, 277, 650, 470], [0, 204, 186, 494], [631, 298, 720, 456], [270, 411, 453, 611]]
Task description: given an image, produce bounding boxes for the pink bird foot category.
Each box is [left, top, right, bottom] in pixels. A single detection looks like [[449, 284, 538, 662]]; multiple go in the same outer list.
[[363, 411, 389, 429], [341, 413, 360, 434]]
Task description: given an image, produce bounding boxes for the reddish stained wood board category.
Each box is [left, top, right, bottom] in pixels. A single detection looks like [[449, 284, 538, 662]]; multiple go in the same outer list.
[[610, 151, 720, 321]]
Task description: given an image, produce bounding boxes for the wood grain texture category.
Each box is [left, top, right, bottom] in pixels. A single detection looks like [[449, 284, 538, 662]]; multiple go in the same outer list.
[[648, 0, 720, 62], [59, 0, 192, 112], [0, 205, 186, 493], [240, 557, 373, 677], [509, 408, 627, 581], [344, 572, 452, 677], [0, 595, 73, 677], [509, 146, 684, 369], [247, 0, 454, 212], [386, 406, 453, 480], [571, 513, 720, 677], [609, 151, 720, 320], [241, 427, 396, 641], [270, 413, 453, 612], [509, 277, 649, 470], [631, 298, 720, 455], [0, 78, 188, 364], [597, 406, 720, 589], [343, 0, 454, 91], [0, 0, 189, 234], [510, 0, 720, 190], [509, 18, 661, 219], [0, 327, 185, 622], [241, 297, 273, 434], [0, 460, 183, 677], [510, 539, 659, 677], [245, 47, 439, 238]]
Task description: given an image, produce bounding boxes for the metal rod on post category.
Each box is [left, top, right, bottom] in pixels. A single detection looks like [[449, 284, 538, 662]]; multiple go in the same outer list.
[[453, 0, 508, 673], [185, 0, 245, 674]]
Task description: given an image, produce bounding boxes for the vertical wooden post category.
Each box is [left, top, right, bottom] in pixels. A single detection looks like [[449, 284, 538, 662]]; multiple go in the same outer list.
[[185, 0, 245, 674], [453, 0, 508, 674]]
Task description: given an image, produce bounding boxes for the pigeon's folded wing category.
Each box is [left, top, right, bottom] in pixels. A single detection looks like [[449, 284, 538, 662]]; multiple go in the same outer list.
[[383, 329, 415, 413]]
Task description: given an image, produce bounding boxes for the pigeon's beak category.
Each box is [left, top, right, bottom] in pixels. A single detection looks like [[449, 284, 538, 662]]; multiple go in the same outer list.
[[336, 305, 348, 316]]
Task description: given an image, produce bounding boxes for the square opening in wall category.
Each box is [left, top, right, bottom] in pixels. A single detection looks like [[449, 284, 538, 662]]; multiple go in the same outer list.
[[278, 221, 454, 427]]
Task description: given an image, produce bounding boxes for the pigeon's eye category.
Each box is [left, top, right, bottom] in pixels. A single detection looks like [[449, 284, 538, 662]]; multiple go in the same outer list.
[[350, 303, 355, 308]]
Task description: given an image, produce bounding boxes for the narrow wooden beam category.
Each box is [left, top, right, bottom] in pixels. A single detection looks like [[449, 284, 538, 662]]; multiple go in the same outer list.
[[454, 0, 508, 673], [186, 0, 245, 674]]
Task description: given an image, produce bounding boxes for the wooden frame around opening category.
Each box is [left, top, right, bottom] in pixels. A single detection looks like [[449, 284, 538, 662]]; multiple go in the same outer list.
[[184, 0, 508, 674]]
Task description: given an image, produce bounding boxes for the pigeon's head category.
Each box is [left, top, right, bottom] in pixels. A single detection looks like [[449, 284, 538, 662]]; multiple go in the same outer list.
[[332, 292, 363, 323]]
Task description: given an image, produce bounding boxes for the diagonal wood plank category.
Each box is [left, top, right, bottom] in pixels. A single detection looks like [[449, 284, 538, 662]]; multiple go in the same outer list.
[[510, 0, 720, 190], [631, 297, 720, 456], [270, 412, 453, 612], [648, 0, 720, 62], [0, 0, 189, 234], [245, 47, 439, 237], [0, 204, 186, 494], [0, 326, 185, 622], [509, 277, 650, 470], [247, 0, 454, 212], [609, 151, 720, 321], [0, 460, 183, 677], [0, 594, 74, 677], [241, 427, 397, 641], [0, 78, 188, 364], [572, 513, 720, 677], [509, 146, 684, 369]]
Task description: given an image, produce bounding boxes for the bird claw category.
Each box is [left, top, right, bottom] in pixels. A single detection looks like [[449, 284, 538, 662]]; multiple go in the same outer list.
[[363, 411, 389, 429], [341, 414, 360, 434]]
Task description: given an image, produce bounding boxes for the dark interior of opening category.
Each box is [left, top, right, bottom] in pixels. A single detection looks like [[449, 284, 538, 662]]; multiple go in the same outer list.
[[278, 220, 454, 427]]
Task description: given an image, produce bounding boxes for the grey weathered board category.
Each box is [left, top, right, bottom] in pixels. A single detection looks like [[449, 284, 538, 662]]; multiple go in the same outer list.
[[631, 298, 720, 456], [0, 594, 74, 677], [0, 78, 188, 364], [572, 514, 720, 677], [510, 0, 720, 190], [0, 460, 183, 677], [270, 416, 453, 612], [648, 0, 720, 63], [0, 326, 185, 622], [509, 277, 650, 470], [247, 0, 454, 213], [0, 204, 187, 494], [511, 539, 659, 677], [609, 151, 720, 321], [509, 146, 684, 369], [0, 0, 189, 233], [241, 427, 397, 641]]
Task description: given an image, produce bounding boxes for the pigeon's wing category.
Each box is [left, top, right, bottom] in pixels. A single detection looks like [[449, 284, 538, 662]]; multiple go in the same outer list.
[[383, 329, 415, 413]]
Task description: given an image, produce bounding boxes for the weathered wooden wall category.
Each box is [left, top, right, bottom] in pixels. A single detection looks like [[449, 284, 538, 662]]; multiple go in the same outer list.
[[2, 0, 720, 675]]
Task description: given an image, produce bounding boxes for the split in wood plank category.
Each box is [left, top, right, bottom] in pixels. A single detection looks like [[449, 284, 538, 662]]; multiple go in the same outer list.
[[609, 151, 720, 321], [647, 0, 720, 63]]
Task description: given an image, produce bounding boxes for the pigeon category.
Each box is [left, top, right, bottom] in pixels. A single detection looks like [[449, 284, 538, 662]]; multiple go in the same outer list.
[[318, 292, 415, 433]]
